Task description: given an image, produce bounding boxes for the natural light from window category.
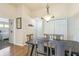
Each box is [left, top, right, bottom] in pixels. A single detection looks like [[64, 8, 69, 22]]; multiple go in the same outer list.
[[4, 24, 9, 28], [0, 24, 3, 27]]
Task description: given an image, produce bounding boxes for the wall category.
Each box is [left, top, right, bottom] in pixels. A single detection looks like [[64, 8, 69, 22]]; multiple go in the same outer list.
[[0, 4, 16, 44], [68, 14, 79, 42], [14, 4, 35, 46], [67, 4, 79, 42]]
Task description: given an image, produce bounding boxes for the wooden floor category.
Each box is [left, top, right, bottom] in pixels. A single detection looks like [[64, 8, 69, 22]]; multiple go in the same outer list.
[[10, 44, 28, 56], [0, 44, 30, 56]]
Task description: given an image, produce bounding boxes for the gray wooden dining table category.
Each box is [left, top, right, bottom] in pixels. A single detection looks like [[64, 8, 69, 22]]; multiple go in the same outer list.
[[26, 39, 79, 56]]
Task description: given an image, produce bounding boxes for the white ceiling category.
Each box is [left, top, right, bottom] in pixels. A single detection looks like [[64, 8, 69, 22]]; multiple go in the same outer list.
[[9, 3, 79, 18], [24, 3, 67, 11], [10, 3, 69, 11]]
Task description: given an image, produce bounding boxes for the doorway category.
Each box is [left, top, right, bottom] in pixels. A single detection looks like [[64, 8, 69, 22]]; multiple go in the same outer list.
[[0, 18, 9, 49]]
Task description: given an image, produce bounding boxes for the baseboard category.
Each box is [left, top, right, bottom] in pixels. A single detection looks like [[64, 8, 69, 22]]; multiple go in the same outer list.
[[13, 42, 24, 46], [9, 41, 24, 46]]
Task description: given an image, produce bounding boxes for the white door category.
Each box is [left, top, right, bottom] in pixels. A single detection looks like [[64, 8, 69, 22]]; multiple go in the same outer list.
[[9, 19, 14, 43]]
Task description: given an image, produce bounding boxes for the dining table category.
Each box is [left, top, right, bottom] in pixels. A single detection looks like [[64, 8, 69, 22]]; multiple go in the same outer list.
[[26, 38, 79, 56]]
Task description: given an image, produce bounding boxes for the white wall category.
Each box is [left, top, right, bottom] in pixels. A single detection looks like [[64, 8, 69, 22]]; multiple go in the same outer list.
[[67, 4, 79, 42], [68, 14, 79, 42], [14, 4, 35, 46]]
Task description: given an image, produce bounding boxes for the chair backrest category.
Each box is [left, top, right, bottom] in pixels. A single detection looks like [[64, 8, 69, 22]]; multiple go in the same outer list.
[[26, 34, 33, 41], [49, 34, 53, 39], [44, 34, 64, 40], [44, 34, 50, 39], [53, 34, 64, 40]]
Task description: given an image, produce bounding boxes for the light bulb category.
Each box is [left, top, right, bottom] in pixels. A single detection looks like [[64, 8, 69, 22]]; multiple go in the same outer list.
[[43, 14, 52, 21]]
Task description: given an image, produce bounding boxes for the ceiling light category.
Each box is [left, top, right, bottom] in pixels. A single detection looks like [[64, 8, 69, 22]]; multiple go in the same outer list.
[[41, 4, 54, 22]]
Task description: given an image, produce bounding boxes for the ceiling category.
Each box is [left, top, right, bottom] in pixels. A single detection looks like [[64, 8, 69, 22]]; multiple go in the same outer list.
[[9, 3, 79, 18], [24, 3, 69, 12], [10, 3, 69, 11], [24, 3, 47, 11]]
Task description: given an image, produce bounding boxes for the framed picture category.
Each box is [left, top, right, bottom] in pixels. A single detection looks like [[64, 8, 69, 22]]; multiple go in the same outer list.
[[28, 24, 34, 27], [16, 17, 22, 29]]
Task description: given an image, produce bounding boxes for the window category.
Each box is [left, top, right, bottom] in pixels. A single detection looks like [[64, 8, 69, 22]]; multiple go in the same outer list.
[[0, 24, 3, 27], [4, 24, 9, 28]]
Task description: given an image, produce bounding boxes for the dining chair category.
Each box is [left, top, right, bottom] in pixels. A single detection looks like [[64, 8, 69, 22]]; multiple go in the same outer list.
[[26, 34, 34, 56], [36, 40, 47, 56], [53, 34, 64, 40], [26, 34, 33, 41], [35, 34, 51, 56]]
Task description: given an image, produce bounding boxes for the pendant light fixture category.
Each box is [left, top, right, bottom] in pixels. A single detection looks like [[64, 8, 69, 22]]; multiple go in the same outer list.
[[41, 3, 54, 22]]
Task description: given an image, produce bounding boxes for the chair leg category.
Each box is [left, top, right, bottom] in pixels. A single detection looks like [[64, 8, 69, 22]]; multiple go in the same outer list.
[[30, 45, 34, 56], [26, 45, 30, 55], [35, 44, 38, 56]]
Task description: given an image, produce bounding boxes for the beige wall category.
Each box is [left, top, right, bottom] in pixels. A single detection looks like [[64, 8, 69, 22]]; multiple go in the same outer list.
[[0, 4, 16, 19], [68, 4, 79, 17]]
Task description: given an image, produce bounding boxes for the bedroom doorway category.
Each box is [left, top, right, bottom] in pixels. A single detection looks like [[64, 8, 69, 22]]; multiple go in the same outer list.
[[0, 18, 9, 50]]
